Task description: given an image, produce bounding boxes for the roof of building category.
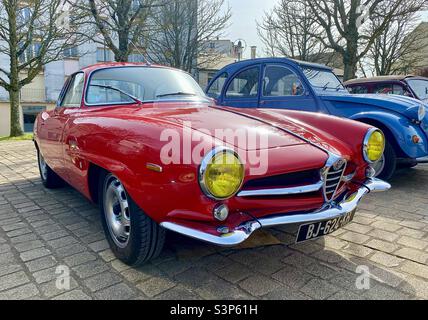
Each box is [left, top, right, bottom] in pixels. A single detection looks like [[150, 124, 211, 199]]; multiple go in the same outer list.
[[344, 75, 428, 85]]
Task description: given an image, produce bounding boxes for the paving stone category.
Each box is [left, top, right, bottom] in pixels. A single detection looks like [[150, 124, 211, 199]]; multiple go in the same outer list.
[[0, 283, 40, 300], [339, 231, 370, 245], [400, 261, 428, 279], [368, 229, 400, 242], [155, 285, 201, 300], [137, 277, 177, 298], [238, 275, 280, 296], [52, 289, 92, 300], [213, 262, 252, 284], [32, 266, 61, 284], [371, 221, 402, 232], [94, 283, 136, 300], [88, 240, 110, 252], [344, 223, 374, 234], [25, 256, 57, 272], [394, 248, 428, 264], [370, 252, 404, 268], [15, 240, 45, 253], [40, 277, 79, 298], [0, 271, 30, 291], [83, 272, 122, 292], [299, 278, 340, 300], [46, 236, 78, 249], [20, 247, 51, 262], [365, 239, 399, 253], [397, 236, 428, 251], [63, 252, 97, 267], [0, 264, 22, 277], [272, 265, 314, 290], [73, 260, 110, 279]]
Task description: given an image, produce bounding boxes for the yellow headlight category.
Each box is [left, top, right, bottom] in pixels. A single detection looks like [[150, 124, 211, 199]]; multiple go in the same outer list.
[[200, 148, 244, 200], [363, 129, 385, 163]]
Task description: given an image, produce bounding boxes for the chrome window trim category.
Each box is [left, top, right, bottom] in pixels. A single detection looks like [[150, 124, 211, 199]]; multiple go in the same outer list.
[[199, 146, 244, 201]]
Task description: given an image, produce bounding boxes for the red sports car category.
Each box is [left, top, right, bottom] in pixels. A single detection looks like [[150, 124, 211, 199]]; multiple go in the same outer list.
[[34, 63, 390, 266]]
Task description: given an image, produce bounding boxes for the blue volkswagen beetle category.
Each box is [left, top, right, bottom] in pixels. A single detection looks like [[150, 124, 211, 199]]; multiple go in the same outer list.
[[206, 57, 428, 180]]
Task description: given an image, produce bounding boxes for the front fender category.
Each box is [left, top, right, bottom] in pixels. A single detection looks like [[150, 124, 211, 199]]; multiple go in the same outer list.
[[351, 111, 428, 159]]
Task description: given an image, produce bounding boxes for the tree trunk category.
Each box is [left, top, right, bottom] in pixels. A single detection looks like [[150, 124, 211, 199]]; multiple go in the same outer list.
[[9, 87, 22, 137], [8, 1, 23, 137]]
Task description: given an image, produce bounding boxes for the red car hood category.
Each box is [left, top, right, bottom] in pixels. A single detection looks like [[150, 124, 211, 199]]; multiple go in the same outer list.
[[135, 103, 340, 155], [137, 104, 306, 151]]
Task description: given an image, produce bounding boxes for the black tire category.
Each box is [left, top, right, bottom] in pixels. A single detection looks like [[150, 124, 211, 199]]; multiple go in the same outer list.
[[398, 161, 418, 170], [376, 140, 396, 181], [37, 148, 64, 189], [99, 171, 165, 266]]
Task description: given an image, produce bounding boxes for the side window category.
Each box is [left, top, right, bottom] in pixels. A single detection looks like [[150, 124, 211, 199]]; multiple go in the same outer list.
[[263, 65, 304, 97], [348, 85, 368, 94], [61, 73, 85, 107], [374, 84, 393, 95], [225, 67, 260, 99], [207, 72, 227, 99]]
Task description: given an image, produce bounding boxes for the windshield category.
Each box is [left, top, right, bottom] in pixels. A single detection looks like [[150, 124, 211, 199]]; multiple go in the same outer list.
[[86, 66, 207, 105], [406, 79, 428, 102], [302, 67, 344, 91]]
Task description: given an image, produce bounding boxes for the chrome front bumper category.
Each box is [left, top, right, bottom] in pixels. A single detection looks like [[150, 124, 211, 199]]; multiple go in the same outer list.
[[161, 178, 391, 247]]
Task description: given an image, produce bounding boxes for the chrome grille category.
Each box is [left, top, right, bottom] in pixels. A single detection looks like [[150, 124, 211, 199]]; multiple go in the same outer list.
[[323, 159, 347, 201]]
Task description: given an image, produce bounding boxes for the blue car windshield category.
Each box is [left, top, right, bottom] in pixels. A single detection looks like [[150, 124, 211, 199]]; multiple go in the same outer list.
[[302, 67, 344, 91], [406, 79, 428, 102]]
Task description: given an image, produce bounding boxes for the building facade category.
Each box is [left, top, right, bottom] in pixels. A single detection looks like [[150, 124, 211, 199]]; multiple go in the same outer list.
[[0, 39, 146, 136]]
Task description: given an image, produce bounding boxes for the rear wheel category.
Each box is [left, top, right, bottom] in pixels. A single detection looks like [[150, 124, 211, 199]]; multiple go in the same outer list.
[[37, 149, 64, 188], [374, 140, 396, 180], [99, 172, 165, 266]]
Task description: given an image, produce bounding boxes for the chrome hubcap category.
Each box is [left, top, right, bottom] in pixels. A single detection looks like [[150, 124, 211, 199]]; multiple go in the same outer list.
[[38, 153, 48, 181], [104, 177, 131, 248], [373, 154, 386, 177]]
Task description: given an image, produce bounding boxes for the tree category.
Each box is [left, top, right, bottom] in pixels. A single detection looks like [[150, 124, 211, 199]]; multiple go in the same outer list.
[[306, 0, 427, 81], [368, 4, 427, 75], [73, 0, 160, 62], [0, 0, 82, 137], [257, 0, 327, 61], [146, 0, 231, 73]]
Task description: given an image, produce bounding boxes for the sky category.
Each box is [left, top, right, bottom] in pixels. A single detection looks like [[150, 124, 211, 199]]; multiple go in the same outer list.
[[222, 0, 278, 58], [224, 0, 428, 59]]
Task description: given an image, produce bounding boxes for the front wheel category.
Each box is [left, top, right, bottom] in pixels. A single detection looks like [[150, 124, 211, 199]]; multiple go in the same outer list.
[[373, 140, 396, 180], [99, 172, 165, 266]]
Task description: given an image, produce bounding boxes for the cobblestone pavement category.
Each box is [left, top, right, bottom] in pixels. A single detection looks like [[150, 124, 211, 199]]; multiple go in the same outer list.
[[1, 141, 428, 300]]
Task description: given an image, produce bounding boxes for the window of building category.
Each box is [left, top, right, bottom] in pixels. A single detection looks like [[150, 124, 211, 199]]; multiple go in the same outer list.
[[19, 42, 41, 64], [64, 46, 79, 58], [22, 106, 45, 133], [96, 48, 113, 62], [128, 53, 145, 63]]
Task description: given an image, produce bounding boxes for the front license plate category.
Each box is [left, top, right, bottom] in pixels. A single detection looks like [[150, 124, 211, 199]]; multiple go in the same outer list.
[[296, 210, 356, 243]]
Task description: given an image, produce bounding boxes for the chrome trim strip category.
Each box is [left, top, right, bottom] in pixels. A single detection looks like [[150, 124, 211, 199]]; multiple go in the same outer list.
[[237, 180, 323, 197], [160, 178, 391, 247]]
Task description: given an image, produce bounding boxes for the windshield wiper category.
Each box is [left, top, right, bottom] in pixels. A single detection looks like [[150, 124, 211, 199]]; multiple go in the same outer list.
[[336, 84, 343, 91], [90, 84, 142, 104], [156, 92, 197, 98], [322, 82, 330, 91]]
